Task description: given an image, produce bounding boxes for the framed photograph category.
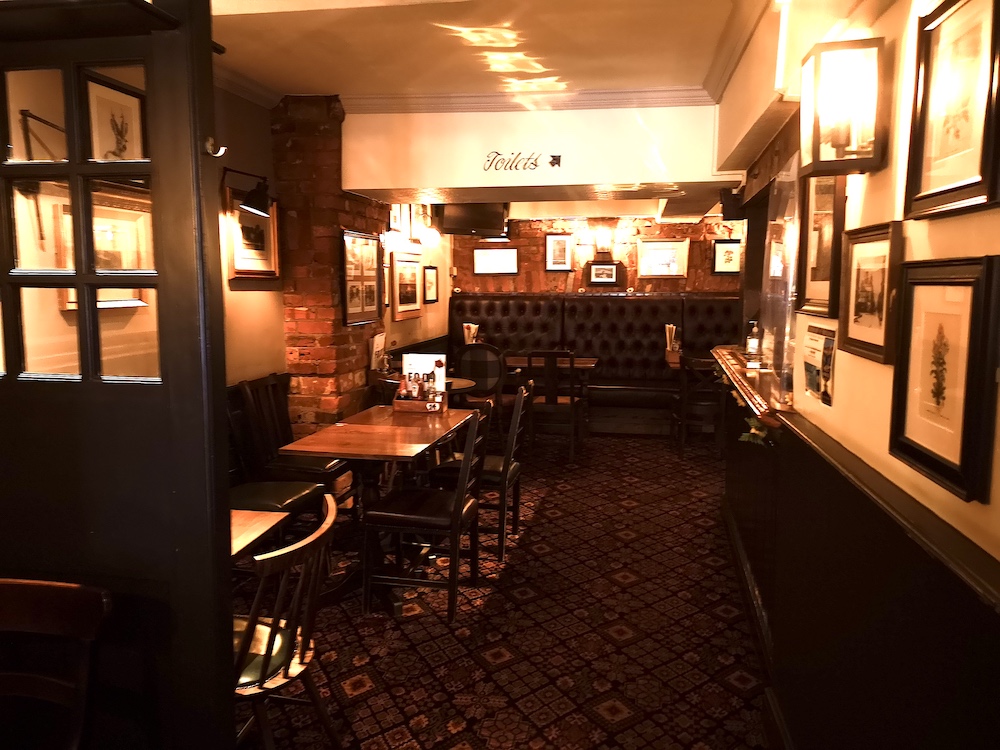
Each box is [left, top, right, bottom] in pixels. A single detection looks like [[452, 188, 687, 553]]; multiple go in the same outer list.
[[341, 230, 381, 325], [424, 265, 439, 303], [712, 239, 741, 274], [391, 250, 422, 321], [56, 181, 153, 309], [796, 175, 846, 317], [637, 238, 689, 278], [905, 0, 998, 219], [587, 261, 624, 285], [225, 186, 279, 279], [838, 221, 904, 363], [473, 246, 518, 275], [86, 73, 146, 161], [545, 234, 574, 271], [383, 265, 390, 307], [889, 257, 1000, 502], [390, 203, 411, 238]]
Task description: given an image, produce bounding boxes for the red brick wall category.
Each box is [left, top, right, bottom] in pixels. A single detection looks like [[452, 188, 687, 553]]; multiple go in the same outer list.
[[271, 95, 388, 436], [452, 219, 741, 294]]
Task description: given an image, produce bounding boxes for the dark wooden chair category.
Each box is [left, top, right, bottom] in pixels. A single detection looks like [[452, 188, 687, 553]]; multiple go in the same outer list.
[[453, 343, 505, 438], [524, 350, 586, 461], [234, 495, 342, 749], [362, 403, 489, 622], [429, 383, 530, 561], [678, 354, 726, 457], [0, 578, 111, 750]]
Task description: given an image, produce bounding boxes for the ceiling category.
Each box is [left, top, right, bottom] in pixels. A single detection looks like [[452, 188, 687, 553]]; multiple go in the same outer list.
[[211, 0, 757, 216]]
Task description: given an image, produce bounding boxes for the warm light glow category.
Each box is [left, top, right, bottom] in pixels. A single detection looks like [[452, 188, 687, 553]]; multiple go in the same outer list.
[[483, 52, 548, 74], [501, 76, 567, 93], [380, 229, 411, 255], [816, 47, 878, 158], [415, 224, 441, 248], [435, 23, 520, 47]]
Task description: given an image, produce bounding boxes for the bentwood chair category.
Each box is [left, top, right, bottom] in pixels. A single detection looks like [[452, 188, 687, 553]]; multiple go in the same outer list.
[[362, 404, 488, 622], [430, 384, 530, 561], [0, 578, 111, 750], [524, 350, 586, 461], [234, 495, 342, 749]]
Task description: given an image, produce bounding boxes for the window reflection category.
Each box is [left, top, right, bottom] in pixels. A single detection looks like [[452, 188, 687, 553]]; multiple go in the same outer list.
[[90, 179, 154, 271], [21, 287, 80, 375], [5, 69, 67, 163], [12, 180, 75, 271], [99, 288, 159, 379]]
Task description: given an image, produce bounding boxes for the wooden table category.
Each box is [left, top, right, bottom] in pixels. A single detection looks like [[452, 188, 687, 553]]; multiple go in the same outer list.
[[230, 509, 289, 559], [379, 374, 477, 394], [505, 355, 598, 371]]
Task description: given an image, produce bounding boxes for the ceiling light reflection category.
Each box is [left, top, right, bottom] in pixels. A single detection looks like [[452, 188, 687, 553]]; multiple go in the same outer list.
[[435, 23, 520, 47], [483, 52, 548, 74], [502, 76, 567, 93]]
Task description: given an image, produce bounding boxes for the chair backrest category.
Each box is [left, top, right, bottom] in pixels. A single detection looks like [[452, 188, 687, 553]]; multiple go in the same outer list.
[[525, 350, 578, 405], [239, 373, 295, 468], [234, 496, 337, 688], [501, 383, 531, 476], [450, 405, 485, 525], [0, 578, 111, 748], [455, 343, 505, 398], [680, 355, 722, 402]]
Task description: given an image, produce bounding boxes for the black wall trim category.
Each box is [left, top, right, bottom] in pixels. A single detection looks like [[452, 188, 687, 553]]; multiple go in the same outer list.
[[778, 412, 1000, 611]]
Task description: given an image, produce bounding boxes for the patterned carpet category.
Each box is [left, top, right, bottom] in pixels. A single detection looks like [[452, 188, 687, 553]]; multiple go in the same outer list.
[[237, 434, 769, 749]]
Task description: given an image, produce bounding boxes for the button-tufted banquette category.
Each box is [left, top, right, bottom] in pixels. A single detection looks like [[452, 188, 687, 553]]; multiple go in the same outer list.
[[448, 292, 740, 420]]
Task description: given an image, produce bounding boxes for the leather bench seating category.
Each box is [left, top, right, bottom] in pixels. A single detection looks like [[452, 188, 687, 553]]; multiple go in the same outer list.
[[449, 292, 740, 432]]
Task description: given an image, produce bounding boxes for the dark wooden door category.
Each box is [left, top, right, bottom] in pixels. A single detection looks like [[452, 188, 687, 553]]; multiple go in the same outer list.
[[0, 2, 231, 747]]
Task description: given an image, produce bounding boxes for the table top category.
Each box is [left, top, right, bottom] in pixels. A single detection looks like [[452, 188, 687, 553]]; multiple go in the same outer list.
[[505, 355, 599, 370], [231, 509, 289, 559], [279, 406, 476, 462], [380, 374, 477, 393]]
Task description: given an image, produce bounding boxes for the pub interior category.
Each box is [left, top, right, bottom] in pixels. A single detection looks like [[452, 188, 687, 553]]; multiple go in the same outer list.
[[3, 0, 1000, 748]]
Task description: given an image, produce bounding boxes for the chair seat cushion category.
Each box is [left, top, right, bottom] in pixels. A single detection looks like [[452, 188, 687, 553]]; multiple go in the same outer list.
[[364, 487, 476, 530], [267, 454, 347, 475], [233, 616, 296, 688], [229, 481, 323, 513], [429, 454, 520, 488]]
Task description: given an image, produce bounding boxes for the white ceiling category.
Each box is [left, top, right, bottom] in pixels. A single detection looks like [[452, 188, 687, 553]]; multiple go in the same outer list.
[[211, 0, 756, 215]]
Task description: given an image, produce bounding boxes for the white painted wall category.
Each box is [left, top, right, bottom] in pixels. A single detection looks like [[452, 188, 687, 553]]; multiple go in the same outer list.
[[790, 0, 1000, 560], [343, 106, 736, 193], [381, 234, 453, 352]]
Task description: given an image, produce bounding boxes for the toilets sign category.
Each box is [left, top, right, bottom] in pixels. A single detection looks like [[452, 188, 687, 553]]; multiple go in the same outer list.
[[483, 151, 562, 171]]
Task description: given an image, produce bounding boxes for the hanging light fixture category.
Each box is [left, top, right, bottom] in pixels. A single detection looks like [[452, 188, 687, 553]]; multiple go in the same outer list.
[[222, 167, 272, 217], [800, 37, 888, 176]]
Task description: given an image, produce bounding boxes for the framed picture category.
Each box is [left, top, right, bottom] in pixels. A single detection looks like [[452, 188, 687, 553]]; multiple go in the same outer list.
[[889, 257, 1000, 502], [423, 265, 439, 303], [545, 234, 574, 271], [838, 221, 904, 363], [473, 246, 518, 275], [390, 203, 411, 238], [391, 250, 422, 321], [55, 181, 153, 309], [905, 0, 999, 219], [86, 73, 146, 161], [225, 186, 279, 279], [383, 265, 390, 307], [587, 261, 624, 285], [712, 239, 741, 274], [341, 230, 381, 325], [796, 175, 846, 317], [637, 238, 689, 278]]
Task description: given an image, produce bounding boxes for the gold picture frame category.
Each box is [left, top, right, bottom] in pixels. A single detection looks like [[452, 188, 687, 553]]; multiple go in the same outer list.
[[391, 251, 422, 321], [226, 186, 279, 279]]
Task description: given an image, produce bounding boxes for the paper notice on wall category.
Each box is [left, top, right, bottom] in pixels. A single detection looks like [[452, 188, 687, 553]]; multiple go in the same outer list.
[[370, 332, 386, 370], [803, 325, 836, 406]]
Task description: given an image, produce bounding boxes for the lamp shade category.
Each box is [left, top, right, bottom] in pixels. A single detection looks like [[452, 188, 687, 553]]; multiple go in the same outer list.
[[238, 179, 271, 217], [800, 37, 887, 176]]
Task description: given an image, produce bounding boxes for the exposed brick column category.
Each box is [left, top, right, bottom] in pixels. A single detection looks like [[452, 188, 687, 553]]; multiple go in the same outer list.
[[271, 95, 388, 436]]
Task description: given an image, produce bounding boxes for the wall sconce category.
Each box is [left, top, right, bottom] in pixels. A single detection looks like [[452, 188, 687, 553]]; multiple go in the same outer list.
[[222, 167, 271, 217], [800, 37, 887, 176]]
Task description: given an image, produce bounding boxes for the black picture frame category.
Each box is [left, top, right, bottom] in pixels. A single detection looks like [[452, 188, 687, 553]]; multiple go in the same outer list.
[[423, 265, 438, 304], [796, 175, 847, 317], [712, 239, 741, 275], [837, 221, 904, 363], [584, 260, 625, 287], [83, 70, 148, 162], [341, 229, 382, 326], [889, 256, 1000, 502], [904, 0, 1000, 219]]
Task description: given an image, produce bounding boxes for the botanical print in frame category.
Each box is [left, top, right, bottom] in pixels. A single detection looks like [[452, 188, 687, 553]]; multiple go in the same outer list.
[[712, 239, 741, 274], [227, 187, 279, 279], [342, 230, 381, 325], [545, 234, 574, 271], [905, 0, 998, 218], [796, 175, 846, 317], [423, 265, 439, 304], [838, 221, 903, 363], [86, 74, 145, 161], [392, 251, 422, 321], [889, 257, 1000, 502], [637, 239, 689, 278]]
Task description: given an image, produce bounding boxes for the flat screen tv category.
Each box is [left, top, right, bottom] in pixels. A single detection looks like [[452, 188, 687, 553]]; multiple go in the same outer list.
[[432, 203, 509, 237]]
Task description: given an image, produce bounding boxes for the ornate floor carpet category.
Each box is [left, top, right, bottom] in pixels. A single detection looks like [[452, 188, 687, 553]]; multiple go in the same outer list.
[[240, 434, 769, 749]]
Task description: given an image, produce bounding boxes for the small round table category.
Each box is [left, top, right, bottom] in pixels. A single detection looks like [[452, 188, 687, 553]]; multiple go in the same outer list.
[[379, 373, 477, 394]]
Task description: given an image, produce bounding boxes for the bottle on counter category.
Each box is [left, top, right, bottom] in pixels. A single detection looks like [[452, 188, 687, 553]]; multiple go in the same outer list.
[[426, 370, 436, 401], [397, 375, 409, 400], [410, 373, 421, 400]]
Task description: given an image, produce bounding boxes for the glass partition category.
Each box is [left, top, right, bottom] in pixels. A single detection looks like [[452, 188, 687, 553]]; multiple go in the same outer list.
[[5, 69, 67, 163]]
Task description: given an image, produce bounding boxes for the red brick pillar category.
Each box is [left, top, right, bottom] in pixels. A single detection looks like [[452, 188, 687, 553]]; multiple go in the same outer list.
[[271, 95, 388, 436]]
